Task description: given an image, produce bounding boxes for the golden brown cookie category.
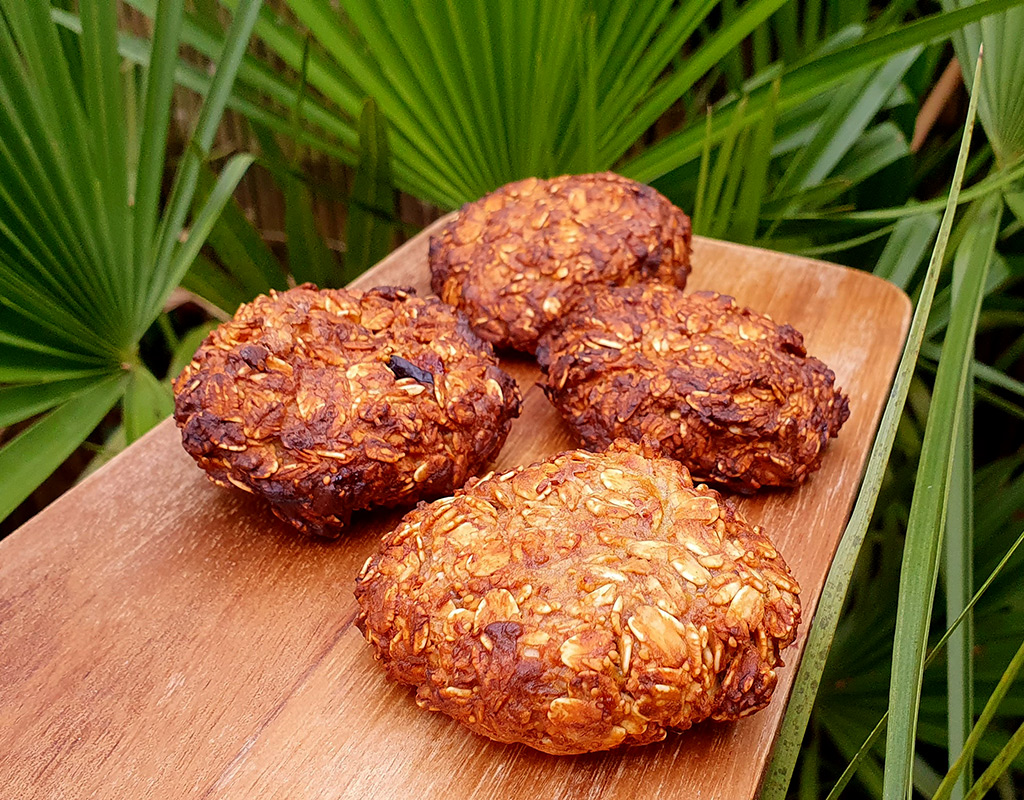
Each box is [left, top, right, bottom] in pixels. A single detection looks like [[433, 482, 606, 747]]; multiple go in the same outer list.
[[355, 440, 801, 754], [538, 285, 850, 492], [173, 284, 521, 536], [429, 172, 692, 353]]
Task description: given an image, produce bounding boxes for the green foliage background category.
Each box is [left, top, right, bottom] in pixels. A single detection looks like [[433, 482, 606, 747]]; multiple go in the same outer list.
[[2, 1, 1024, 797]]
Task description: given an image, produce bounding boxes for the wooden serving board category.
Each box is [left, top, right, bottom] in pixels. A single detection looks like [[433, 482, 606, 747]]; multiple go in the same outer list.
[[0, 221, 910, 800]]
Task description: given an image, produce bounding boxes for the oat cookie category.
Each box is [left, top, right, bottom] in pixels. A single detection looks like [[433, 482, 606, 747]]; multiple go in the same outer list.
[[538, 285, 849, 492], [355, 440, 801, 754], [429, 172, 692, 353], [173, 284, 521, 536]]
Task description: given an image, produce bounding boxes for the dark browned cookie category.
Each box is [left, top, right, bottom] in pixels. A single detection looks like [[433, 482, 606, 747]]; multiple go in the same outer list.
[[356, 440, 801, 755], [538, 285, 850, 492], [173, 285, 521, 537], [429, 172, 692, 353]]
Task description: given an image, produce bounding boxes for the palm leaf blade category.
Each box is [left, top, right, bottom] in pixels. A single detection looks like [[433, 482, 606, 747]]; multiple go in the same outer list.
[[345, 98, 394, 282], [0, 375, 116, 428], [0, 375, 126, 522]]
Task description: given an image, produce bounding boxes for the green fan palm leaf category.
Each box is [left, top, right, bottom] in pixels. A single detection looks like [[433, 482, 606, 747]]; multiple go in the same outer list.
[[0, 0, 263, 524], [944, 2, 1024, 168], [124, 0, 1017, 209], [626, 0, 1024, 182]]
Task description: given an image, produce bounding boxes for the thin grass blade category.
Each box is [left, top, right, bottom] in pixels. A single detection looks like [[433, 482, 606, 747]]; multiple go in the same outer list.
[[197, 158, 288, 297], [732, 78, 780, 244], [624, 0, 1024, 181], [145, 0, 263, 328], [693, 109, 714, 236], [825, 522, 1024, 800], [873, 213, 941, 289], [944, 376, 976, 800], [131, 0, 184, 304], [963, 720, 1024, 799], [882, 178, 1002, 799], [772, 49, 918, 199], [787, 158, 1024, 221], [935, 636, 1024, 799], [78, 0, 130, 322], [180, 253, 250, 316], [761, 47, 987, 800], [698, 98, 747, 236], [601, 0, 788, 165], [105, 2, 360, 161]]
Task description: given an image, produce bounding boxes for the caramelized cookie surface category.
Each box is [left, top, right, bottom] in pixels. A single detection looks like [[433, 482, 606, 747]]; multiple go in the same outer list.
[[356, 441, 801, 754], [174, 284, 521, 536]]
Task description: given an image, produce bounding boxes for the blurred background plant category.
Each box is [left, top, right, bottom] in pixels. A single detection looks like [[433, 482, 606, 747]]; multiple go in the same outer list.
[[3, 1, 1024, 797]]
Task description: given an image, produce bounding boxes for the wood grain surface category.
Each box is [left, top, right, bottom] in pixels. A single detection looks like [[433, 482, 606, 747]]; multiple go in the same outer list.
[[0, 221, 910, 800]]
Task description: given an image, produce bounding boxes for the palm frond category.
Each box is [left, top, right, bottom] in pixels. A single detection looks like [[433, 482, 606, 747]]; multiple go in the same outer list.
[[625, 0, 1024, 182], [0, 0, 263, 525], [944, 2, 1024, 168]]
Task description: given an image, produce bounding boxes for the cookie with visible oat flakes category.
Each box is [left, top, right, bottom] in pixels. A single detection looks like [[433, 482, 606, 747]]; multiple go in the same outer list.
[[538, 284, 850, 492], [429, 172, 692, 353], [355, 440, 801, 755], [173, 284, 521, 537]]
